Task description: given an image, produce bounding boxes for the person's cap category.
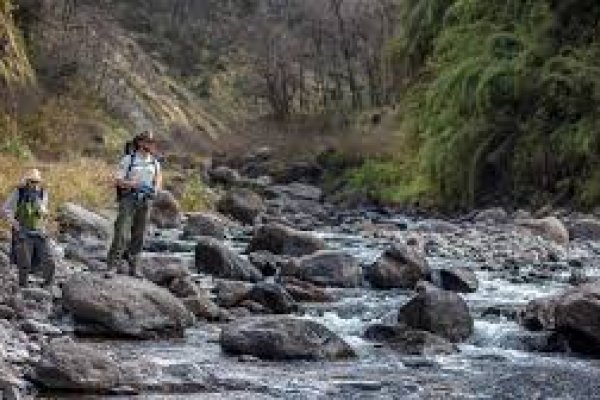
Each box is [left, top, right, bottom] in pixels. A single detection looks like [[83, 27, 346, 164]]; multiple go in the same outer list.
[[136, 131, 156, 142], [23, 168, 42, 183]]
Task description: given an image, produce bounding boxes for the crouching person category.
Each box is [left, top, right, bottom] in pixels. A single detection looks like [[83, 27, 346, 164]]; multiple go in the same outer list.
[[107, 131, 162, 278], [2, 168, 56, 289]]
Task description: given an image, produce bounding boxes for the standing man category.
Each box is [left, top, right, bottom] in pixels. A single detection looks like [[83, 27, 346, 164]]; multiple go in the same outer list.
[[107, 131, 162, 278], [2, 168, 56, 288]]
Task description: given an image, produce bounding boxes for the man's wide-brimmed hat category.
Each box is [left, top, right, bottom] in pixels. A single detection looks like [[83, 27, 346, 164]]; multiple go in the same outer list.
[[23, 168, 42, 183]]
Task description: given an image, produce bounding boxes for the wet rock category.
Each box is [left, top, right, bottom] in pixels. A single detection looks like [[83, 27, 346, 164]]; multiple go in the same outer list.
[[364, 324, 458, 355], [195, 237, 262, 282], [31, 337, 122, 393], [243, 282, 297, 314], [367, 243, 430, 290], [182, 294, 221, 321], [517, 217, 569, 245], [568, 218, 600, 241], [247, 223, 326, 257], [0, 304, 16, 320], [140, 255, 190, 287], [63, 273, 194, 339], [57, 203, 111, 240], [150, 190, 182, 229], [281, 277, 333, 302], [555, 282, 600, 355], [274, 161, 323, 185], [20, 319, 62, 336], [209, 166, 241, 186], [0, 363, 22, 400], [294, 251, 361, 288], [414, 220, 459, 233], [397, 282, 473, 342], [247, 251, 282, 277], [435, 267, 479, 293], [220, 317, 356, 361], [266, 183, 323, 201], [214, 280, 253, 308], [474, 208, 508, 224], [20, 287, 53, 303], [168, 276, 199, 298], [183, 212, 226, 240], [217, 188, 265, 225]]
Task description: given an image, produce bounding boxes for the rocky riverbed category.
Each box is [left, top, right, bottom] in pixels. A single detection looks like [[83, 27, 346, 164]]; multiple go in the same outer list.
[[3, 160, 600, 399]]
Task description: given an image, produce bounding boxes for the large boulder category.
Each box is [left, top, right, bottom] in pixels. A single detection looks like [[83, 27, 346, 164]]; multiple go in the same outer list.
[[517, 217, 569, 245], [195, 237, 262, 282], [397, 283, 473, 342], [150, 190, 182, 229], [220, 317, 356, 361], [242, 282, 297, 314], [555, 282, 600, 355], [31, 338, 122, 392], [367, 243, 430, 290], [62, 274, 194, 339], [434, 267, 479, 293], [363, 324, 458, 355], [247, 223, 326, 257], [281, 276, 333, 303], [293, 251, 361, 288], [183, 212, 226, 240], [139, 255, 190, 287], [57, 203, 111, 240], [217, 188, 265, 225]]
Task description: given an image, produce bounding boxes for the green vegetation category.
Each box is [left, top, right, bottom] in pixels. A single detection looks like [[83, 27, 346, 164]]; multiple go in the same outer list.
[[348, 0, 600, 210]]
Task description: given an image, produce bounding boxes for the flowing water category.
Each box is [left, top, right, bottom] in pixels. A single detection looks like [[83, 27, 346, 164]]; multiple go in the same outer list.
[[52, 212, 600, 399]]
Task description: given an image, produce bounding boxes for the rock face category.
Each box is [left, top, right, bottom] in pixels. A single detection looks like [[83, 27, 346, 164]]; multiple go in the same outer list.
[[62, 274, 194, 339], [367, 244, 430, 289], [220, 317, 356, 361], [554, 282, 600, 355], [364, 324, 458, 355], [397, 283, 473, 342], [217, 188, 265, 225], [57, 203, 111, 240], [294, 251, 361, 288], [150, 190, 182, 229], [31, 338, 122, 392], [247, 223, 326, 257], [435, 267, 479, 293], [195, 237, 262, 282], [517, 217, 569, 245], [183, 212, 226, 239]]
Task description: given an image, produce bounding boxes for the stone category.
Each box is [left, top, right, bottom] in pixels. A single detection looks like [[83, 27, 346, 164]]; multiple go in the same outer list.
[[555, 282, 600, 355], [474, 208, 509, 223], [247, 223, 326, 257], [31, 338, 121, 392], [364, 324, 458, 355], [183, 212, 226, 240], [209, 166, 241, 186], [434, 267, 479, 293], [281, 277, 333, 303], [150, 190, 182, 229], [367, 243, 430, 290], [568, 218, 600, 241], [140, 255, 190, 287], [220, 317, 356, 361], [195, 237, 262, 282], [214, 280, 253, 308], [182, 294, 221, 321], [243, 282, 297, 314], [217, 188, 265, 225], [517, 217, 569, 245], [62, 273, 194, 339], [397, 282, 473, 342], [295, 251, 361, 288], [519, 296, 558, 331], [267, 183, 323, 201], [57, 203, 111, 240]]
